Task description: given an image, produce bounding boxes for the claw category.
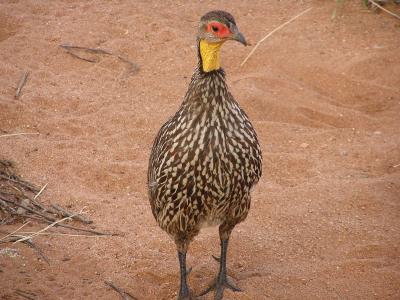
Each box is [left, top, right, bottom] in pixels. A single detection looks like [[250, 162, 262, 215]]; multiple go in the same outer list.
[[177, 252, 195, 300], [200, 238, 242, 299], [187, 266, 193, 275], [212, 255, 220, 263], [177, 292, 197, 300], [198, 275, 241, 299]]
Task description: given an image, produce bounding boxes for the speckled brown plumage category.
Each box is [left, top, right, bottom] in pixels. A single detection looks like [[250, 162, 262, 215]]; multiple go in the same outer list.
[[147, 10, 262, 300]]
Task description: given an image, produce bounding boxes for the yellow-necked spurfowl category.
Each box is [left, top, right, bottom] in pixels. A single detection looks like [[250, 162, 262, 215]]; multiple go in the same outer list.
[[148, 10, 262, 300]]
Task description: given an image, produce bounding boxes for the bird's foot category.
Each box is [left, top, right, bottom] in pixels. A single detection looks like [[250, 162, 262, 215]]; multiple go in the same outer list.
[[177, 267, 195, 300], [198, 274, 241, 300], [177, 290, 197, 300], [211, 255, 220, 263]]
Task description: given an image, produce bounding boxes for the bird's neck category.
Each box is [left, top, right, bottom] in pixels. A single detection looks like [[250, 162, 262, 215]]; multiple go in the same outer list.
[[198, 40, 223, 73]]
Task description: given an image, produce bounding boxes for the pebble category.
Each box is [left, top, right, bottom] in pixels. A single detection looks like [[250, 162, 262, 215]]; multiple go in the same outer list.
[[300, 143, 309, 148], [0, 248, 19, 257]]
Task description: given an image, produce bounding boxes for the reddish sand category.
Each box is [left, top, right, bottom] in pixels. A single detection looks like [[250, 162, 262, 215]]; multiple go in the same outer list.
[[1, 1, 399, 299]]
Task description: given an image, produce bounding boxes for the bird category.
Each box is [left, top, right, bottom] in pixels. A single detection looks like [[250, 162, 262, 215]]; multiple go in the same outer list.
[[147, 10, 262, 300]]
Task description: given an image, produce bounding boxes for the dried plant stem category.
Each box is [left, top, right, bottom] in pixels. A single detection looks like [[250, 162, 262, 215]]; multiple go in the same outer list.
[[15, 289, 37, 300], [15, 231, 108, 237], [24, 212, 116, 236], [369, 0, 400, 19], [22, 238, 50, 264], [51, 203, 93, 224], [13, 210, 84, 243], [0, 175, 38, 193], [0, 133, 39, 138], [60, 44, 139, 75], [15, 71, 30, 99], [0, 157, 119, 268], [0, 196, 56, 221], [33, 183, 48, 200], [105, 281, 137, 300], [1, 196, 115, 235], [240, 7, 313, 67], [0, 221, 30, 241]]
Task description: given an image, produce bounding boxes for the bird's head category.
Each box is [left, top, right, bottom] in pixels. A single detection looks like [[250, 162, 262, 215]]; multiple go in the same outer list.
[[197, 10, 247, 72], [197, 10, 247, 46]]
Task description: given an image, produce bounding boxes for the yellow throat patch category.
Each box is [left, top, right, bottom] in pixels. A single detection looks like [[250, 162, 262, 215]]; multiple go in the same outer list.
[[199, 40, 223, 72]]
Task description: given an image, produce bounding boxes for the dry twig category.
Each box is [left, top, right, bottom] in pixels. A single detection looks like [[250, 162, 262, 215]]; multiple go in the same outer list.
[[15, 289, 38, 300], [0, 159, 118, 264], [14, 231, 109, 238], [51, 203, 93, 224], [1, 197, 114, 235], [369, 0, 400, 19], [33, 183, 48, 201], [60, 44, 139, 75], [0, 231, 50, 264], [0, 221, 30, 241], [13, 210, 84, 243], [105, 280, 137, 300], [0, 133, 39, 138], [15, 71, 30, 99], [240, 7, 313, 67], [7, 209, 116, 236]]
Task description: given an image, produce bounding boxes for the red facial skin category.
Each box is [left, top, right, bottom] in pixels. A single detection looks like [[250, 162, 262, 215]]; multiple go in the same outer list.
[[207, 21, 231, 38]]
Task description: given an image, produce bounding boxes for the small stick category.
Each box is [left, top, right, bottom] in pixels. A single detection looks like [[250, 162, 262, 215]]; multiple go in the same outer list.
[[54, 222, 118, 236], [3, 235, 51, 264], [64, 50, 98, 63], [13, 210, 84, 243], [0, 197, 116, 236], [104, 280, 137, 300], [14, 231, 109, 238], [0, 221, 30, 241], [240, 7, 313, 67], [60, 44, 139, 74], [15, 71, 30, 99], [24, 238, 50, 264], [114, 54, 140, 75], [51, 204, 93, 224], [60, 44, 112, 55], [33, 183, 48, 200], [0, 174, 39, 193], [29, 197, 46, 211], [0, 133, 39, 138], [369, 0, 400, 19], [15, 290, 37, 300], [18, 212, 117, 236], [0, 196, 56, 221], [60, 44, 111, 63]]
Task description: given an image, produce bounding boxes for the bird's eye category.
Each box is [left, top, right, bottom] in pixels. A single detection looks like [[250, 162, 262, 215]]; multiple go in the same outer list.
[[211, 25, 219, 32]]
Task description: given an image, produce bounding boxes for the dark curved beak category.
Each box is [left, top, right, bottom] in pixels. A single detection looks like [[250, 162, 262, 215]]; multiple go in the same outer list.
[[233, 31, 247, 46]]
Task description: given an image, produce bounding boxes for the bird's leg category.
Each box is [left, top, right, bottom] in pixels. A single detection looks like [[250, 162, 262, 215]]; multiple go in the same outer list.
[[177, 250, 194, 300], [199, 226, 241, 299]]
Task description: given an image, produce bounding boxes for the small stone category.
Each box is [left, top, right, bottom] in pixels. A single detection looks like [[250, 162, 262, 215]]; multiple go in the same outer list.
[[300, 143, 309, 148], [0, 248, 19, 257]]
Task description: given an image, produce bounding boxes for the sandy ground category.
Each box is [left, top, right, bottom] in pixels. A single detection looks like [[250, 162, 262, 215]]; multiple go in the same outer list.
[[1, 0, 400, 299]]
